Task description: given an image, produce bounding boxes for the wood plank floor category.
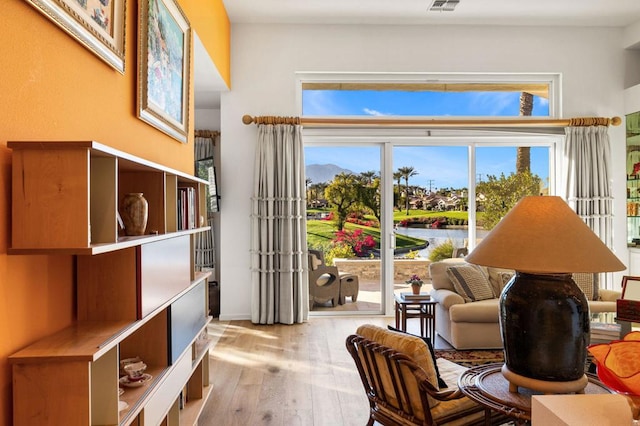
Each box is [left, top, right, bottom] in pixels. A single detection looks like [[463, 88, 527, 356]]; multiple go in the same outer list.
[[199, 316, 404, 425]]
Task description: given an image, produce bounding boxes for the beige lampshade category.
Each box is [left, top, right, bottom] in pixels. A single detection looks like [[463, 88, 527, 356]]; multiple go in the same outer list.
[[466, 196, 625, 273]]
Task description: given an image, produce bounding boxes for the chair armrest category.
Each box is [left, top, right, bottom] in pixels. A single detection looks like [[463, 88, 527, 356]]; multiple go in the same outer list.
[[600, 289, 621, 302], [430, 288, 465, 309], [410, 361, 466, 401]]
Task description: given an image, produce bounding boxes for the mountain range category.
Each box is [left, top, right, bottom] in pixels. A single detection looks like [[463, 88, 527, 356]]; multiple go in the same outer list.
[[306, 164, 353, 183]]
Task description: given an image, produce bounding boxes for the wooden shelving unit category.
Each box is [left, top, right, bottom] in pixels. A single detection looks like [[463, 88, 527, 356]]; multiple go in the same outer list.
[[8, 141, 215, 426]]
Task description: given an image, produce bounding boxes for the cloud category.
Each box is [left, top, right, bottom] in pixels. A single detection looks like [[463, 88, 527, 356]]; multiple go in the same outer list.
[[303, 91, 341, 115], [537, 97, 549, 106], [363, 108, 391, 116], [469, 92, 519, 116]]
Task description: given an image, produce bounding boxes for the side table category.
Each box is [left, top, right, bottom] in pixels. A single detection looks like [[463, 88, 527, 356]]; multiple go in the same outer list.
[[458, 363, 613, 425], [393, 294, 436, 345]]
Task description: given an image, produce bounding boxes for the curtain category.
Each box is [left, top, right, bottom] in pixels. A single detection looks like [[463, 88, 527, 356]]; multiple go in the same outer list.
[[194, 132, 219, 272], [564, 126, 614, 285], [251, 124, 308, 324]]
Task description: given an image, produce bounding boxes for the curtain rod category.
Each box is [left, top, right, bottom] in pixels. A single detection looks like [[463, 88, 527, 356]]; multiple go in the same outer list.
[[195, 130, 220, 138], [241, 115, 621, 128]]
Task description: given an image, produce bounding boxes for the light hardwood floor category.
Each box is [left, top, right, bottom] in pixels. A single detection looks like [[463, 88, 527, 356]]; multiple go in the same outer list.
[[199, 316, 408, 425]]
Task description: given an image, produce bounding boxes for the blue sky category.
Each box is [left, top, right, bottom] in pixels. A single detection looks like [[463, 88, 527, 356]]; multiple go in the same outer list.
[[303, 90, 550, 189]]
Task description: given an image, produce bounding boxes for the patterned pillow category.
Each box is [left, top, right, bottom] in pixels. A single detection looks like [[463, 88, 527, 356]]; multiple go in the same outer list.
[[498, 272, 515, 287], [572, 273, 599, 301], [446, 264, 495, 302]]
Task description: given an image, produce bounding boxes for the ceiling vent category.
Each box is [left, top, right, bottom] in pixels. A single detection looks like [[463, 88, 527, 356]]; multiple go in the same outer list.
[[428, 0, 460, 12]]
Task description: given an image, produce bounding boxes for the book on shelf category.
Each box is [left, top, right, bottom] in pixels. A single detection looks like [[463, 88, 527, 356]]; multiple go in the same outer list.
[[177, 186, 197, 230], [401, 292, 430, 301]]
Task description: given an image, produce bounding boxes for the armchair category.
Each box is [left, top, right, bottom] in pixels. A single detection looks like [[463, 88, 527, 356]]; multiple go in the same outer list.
[[346, 324, 507, 426]]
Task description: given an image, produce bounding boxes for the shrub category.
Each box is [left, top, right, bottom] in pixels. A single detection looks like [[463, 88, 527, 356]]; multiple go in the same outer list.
[[325, 244, 355, 265], [428, 239, 455, 262], [404, 250, 420, 259], [332, 228, 376, 257]]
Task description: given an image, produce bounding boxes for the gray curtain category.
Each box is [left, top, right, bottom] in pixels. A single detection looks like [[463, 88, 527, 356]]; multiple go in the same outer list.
[[564, 126, 614, 284], [194, 133, 218, 272], [251, 124, 308, 324]]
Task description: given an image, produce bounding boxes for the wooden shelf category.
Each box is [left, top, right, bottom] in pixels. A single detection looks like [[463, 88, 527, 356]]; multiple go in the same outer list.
[[8, 226, 211, 255], [8, 321, 131, 363], [8, 141, 214, 426], [9, 140, 208, 252]]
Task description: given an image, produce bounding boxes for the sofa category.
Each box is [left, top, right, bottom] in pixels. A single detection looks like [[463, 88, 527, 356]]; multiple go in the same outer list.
[[429, 259, 621, 350]]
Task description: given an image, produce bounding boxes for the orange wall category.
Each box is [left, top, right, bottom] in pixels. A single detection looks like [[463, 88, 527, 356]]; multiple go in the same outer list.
[[0, 1, 229, 424], [183, 0, 231, 88]]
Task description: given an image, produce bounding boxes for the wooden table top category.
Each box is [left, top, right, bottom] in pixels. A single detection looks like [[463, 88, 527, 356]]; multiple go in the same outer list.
[[458, 363, 613, 421]]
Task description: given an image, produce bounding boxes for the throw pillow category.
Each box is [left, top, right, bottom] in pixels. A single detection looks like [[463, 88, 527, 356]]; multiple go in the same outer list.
[[498, 271, 515, 287], [572, 272, 599, 301], [387, 325, 447, 388], [447, 264, 495, 302]]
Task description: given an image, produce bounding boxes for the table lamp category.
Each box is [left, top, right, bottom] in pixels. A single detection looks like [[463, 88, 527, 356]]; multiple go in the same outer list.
[[465, 196, 625, 393]]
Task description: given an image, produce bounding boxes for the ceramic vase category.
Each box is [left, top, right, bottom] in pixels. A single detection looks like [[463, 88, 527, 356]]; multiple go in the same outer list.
[[412, 285, 421, 295], [121, 193, 148, 236]]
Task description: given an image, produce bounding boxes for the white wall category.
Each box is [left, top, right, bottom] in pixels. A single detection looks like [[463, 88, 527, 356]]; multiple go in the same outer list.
[[195, 108, 221, 130], [219, 23, 629, 320]]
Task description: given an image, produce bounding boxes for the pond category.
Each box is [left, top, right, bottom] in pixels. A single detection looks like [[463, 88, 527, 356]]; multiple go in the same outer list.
[[394, 227, 490, 258]]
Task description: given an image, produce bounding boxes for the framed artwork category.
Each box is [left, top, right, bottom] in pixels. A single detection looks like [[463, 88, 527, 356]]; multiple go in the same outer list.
[[195, 157, 219, 213], [618, 275, 640, 322], [137, 0, 191, 143], [622, 276, 640, 301], [25, 0, 126, 73]]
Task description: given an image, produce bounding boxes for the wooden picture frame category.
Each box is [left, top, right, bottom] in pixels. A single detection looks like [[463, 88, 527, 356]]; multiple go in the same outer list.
[[25, 0, 126, 73], [618, 275, 640, 322], [137, 0, 191, 143], [622, 276, 640, 301]]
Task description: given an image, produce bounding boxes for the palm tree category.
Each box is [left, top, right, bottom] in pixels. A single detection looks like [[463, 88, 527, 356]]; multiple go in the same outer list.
[[516, 92, 533, 173], [305, 178, 312, 207], [393, 171, 403, 209], [398, 166, 418, 215], [360, 170, 378, 185]]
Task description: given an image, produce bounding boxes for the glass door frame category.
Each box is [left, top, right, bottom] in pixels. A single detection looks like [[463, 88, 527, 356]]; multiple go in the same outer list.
[[304, 129, 563, 316]]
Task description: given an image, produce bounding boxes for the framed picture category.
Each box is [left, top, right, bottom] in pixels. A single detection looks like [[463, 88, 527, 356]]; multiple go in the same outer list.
[[622, 276, 640, 301], [25, 0, 126, 73], [137, 0, 191, 143], [618, 276, 640, 322], [195, 157, 219, 213]]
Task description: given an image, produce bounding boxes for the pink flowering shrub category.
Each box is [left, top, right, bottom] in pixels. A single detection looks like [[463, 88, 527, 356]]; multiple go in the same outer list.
[[332, 229, 376, 257]]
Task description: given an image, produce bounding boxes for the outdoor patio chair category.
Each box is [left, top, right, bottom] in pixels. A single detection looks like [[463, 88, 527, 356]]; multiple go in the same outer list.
[[308, 249, 359, 306], [308, 250, 341, 308]]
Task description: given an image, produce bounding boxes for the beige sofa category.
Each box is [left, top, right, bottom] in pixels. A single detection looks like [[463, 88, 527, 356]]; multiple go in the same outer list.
[[429, 259, 621, 350]]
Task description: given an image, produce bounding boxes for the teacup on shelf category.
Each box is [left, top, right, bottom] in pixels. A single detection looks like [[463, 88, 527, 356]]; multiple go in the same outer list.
[[120, 357, 142, 375], [123, 361, 147, 382]]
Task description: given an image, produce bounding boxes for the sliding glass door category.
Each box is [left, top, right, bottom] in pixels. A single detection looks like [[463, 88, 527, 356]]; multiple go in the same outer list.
[[305, 144, 385, 315], [304, 136, 556, 316]]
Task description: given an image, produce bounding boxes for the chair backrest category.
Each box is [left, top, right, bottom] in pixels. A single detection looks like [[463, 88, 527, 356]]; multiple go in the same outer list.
[[572, 272, 599, 301], [308, 249, 325, 270], [346, 333, 439, 425]]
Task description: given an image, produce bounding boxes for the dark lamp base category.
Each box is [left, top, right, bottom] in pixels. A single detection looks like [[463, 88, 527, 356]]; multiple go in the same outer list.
[[501, 364, 588, 394], [500, 272, 590, 387]]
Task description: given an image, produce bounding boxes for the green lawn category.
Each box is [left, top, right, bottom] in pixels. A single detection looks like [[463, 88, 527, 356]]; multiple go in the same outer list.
[[393, 209, 471, 221], [306, 219, 425, 251], [305, 208, 481, 252]]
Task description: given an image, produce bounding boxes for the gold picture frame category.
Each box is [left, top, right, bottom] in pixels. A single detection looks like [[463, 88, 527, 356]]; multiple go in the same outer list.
[[25, 0, 126, 73], [137, 0, 191, 143]]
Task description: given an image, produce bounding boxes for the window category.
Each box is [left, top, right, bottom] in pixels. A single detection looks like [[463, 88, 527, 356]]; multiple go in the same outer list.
[[300, 74, 558, 118], [299, 73, 561, 316]]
